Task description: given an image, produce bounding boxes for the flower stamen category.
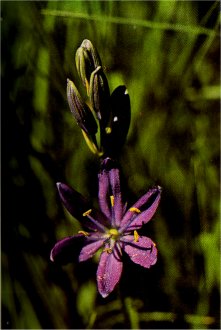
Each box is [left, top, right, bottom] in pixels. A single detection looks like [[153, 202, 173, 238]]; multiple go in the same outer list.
[[110, 195, 114, 207], [83, 209, 92, 216], [78, 230, 90, 236], [103, 247, 112, 254], [105, 127, 112, 134], [133, 230, 139, 242], [83, 209, 106, 232], [129, 207, 141, 213]]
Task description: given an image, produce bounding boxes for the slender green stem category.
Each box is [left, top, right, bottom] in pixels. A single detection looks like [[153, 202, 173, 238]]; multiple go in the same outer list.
[[41, 9, 218, 37], [124, 297, 140, 329], [118, 285, 140, 329]]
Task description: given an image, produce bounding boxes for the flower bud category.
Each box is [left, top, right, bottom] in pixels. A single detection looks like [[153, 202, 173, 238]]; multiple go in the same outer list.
[[89, 66, 111, 124], [75, 39, 102, 94], [102, 85, 131, 156], [67, 78, 97, 136]]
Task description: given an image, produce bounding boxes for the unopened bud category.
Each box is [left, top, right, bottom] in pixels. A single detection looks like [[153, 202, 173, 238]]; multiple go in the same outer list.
[[67, 78, 97, 136], [75, 39, 102, 94], [101, 85, 131, 156], [89, 66, 111, 123]]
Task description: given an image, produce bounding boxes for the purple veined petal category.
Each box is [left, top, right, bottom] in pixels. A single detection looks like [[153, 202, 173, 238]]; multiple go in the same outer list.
[[79, 236, 105, 262], [98, 169, 112, 221], [57, 182, 107, 231], [57, 182, 91, 220], [99, 158, 124, 227], [122, 235, 158, 268], [97, 245, 123, 298], [50, 234, 86, 265], [120, 186, 162, 232], [109, 167, 124, 227]]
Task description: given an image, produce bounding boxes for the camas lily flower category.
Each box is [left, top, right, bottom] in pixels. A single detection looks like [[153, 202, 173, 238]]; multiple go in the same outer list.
[[50, 158, 161, 298]]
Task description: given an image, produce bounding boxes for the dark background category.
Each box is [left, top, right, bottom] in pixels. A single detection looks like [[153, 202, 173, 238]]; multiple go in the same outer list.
[[2, 1, 220, 329]]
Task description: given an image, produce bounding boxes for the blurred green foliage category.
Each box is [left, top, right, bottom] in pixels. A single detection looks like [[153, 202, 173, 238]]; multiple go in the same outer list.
[[2, 1, 220, 329]]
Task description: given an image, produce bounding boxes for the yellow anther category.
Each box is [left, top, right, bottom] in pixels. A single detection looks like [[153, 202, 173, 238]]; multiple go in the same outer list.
[[78, 230, 90, 237], [129, 207, 141, 213], [110, 195, 114, 207], [83, 209, 92, 217], [105, 127, 112, 134], [103, 248, 112, 254], [134, 230, 139, 242]]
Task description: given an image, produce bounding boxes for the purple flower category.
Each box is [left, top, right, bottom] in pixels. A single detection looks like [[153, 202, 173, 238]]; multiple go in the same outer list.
[[50, 158, 161, 298]]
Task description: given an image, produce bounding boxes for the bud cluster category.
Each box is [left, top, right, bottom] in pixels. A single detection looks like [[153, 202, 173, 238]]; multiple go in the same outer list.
[[67, 39, 131, 158]]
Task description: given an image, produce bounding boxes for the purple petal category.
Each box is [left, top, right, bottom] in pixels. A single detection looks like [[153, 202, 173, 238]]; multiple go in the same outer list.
[[57, 182, 92, 220], [57, 182, 107, 231], [97, 246, 123, 298], [50, 234, 86, 264], [122, 235, 158, 268], [109, 167, 123, 227], [98, 169, 112, 220], [79, 237, 105, 262], [99, 158, 123, 227], [120, 186, 162, 232]]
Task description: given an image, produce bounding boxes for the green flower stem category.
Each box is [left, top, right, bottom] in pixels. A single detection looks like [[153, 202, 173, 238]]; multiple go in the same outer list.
[[118, 286, 140, 329]]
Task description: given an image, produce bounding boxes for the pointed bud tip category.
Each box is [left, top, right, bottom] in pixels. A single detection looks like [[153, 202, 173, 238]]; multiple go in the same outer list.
[[50, 250, 54, 262], [81, 39, 92, 47], [56, 182, 68, 195]]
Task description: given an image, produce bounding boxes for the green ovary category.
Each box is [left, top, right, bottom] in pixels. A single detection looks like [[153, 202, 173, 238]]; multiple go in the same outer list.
[[109, 228, 120, 240]]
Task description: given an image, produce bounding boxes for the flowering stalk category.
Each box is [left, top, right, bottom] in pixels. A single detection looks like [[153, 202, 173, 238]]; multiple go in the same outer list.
[[51, 39, 162, 305]]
